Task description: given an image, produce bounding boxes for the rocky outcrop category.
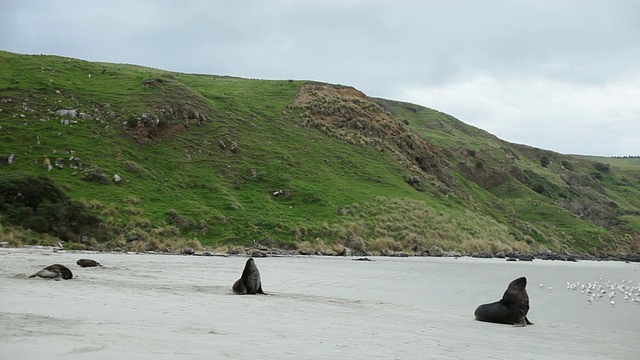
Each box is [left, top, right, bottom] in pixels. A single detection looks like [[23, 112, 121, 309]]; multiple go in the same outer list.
[[82, 168, 110, 185], [292, 83, 457, 194]]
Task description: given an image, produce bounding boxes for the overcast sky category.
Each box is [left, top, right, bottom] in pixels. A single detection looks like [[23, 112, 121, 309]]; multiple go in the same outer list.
[[2, 0, 639, 156]]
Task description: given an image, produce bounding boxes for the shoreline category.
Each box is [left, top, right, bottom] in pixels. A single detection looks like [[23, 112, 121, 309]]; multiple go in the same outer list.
[[3, 244, 639, 263]]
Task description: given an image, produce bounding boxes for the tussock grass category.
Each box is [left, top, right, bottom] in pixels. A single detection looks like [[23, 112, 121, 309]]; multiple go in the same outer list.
[[125, 206, 144, 215], [79, 198, 103, 210], [0, 225, 24, 247], [0, 224, 58, 247]]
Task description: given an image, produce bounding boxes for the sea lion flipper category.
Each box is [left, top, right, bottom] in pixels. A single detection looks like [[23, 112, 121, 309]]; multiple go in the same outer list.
[[29, 269, 61, 279], [513, 315, 527, 327], [525, 317, 534, 325], [232, 279, 247, 295], [257, 285, 267, 295]]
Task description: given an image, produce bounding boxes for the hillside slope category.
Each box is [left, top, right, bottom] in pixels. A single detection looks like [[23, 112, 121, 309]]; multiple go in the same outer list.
[[1, 51, 638, 255]]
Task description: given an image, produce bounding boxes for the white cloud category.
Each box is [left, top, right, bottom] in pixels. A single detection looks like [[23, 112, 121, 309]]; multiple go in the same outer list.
[[402, 70, 640, 156]]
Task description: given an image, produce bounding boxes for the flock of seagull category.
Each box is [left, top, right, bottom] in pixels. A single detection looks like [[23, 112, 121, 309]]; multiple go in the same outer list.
[[559, 278, 640, 307]]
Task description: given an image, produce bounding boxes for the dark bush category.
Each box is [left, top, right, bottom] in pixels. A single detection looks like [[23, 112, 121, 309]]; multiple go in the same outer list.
[[523, 170, 569, 199], [166, 209, 193, 228], [594, 162, 610, 174], [0, 172, 102, 241], [561, 160, 575, 171], [540, 156, 550, 168]]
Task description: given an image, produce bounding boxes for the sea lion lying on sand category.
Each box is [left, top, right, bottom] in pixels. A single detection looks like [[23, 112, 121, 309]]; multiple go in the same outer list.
[[29, 264, 73, 280], [474, 276, 533, 326], [232, 258, 266, 295], [76, 259, 102, 267]]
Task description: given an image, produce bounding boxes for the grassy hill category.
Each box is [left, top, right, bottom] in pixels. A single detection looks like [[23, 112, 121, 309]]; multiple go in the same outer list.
[[1, 50, 638, 255]]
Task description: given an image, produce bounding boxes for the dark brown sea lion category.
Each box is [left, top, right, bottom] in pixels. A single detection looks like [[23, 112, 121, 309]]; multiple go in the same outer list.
[[232, 258, 266, 295], [474, 276, 533, 326], [29, 264, 73, 280], [353, 257, 372, 261], [76, 259, 102, 267]]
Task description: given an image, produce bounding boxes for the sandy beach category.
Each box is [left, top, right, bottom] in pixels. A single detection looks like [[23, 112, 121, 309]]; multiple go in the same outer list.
[[1, 248, 639, 360]]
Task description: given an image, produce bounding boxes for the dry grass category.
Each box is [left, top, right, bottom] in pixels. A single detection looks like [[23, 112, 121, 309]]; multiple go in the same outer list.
[[367, 237, 403, 254], [320, 197, 540, 255], [79, 198, 103, 210], [123, 196, 141, 205], [0, 225, 61, 248], [125, 206, 144, 215], [128, 216, 151, 229], [0, 226, 24, 247], [152, 225, 181, 237], [101, 204, 118, 216], [296, 241, 317, 255]]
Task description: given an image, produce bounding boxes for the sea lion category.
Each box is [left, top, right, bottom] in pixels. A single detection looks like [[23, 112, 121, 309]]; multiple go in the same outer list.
[[76, 259, 102, 267], [353, 257, 372, 261], [474, 276, 533, 326], [29, 264, 73, 280], [232, 258, 266, 295]]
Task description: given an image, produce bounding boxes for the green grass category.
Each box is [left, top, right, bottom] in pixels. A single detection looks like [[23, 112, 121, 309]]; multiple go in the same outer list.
[[1, 50, 638, 254]]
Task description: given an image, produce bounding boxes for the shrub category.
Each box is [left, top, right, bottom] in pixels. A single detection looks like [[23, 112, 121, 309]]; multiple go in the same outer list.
[[166, 209, 193, 228], [561, 160, 575, 171], [594, 162, 610, 173], [0, 173, 102, 241], [540, 156, 550, 168]]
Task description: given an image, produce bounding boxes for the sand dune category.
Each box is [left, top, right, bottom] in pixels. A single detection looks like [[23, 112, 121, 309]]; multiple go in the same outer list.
[[1, 247, 639, 359]]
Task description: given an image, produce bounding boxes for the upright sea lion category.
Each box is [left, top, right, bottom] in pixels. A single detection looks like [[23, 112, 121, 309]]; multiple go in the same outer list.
[[232, 258, 266, 295], [474, 276, 533, 326], [76, 259, 102, 267], [29, 264, 73, 280]]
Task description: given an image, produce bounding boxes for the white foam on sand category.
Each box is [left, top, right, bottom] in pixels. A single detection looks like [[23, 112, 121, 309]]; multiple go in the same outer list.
[[1, 248, 639, 359]]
